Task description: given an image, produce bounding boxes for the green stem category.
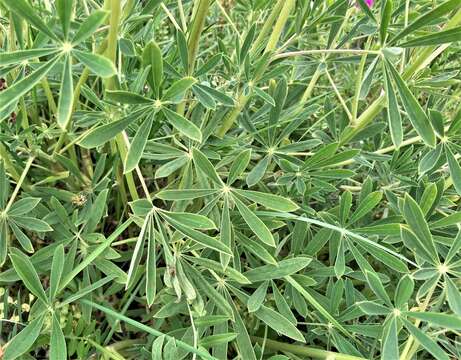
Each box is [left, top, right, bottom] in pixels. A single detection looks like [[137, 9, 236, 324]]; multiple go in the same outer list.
[[399, 279, 439, 360], [187, 0, 211, 74], [216, 0, 294, 137], [4, 157, 34, 213], [341, 7, 461, 145], [53, 41, 107, 155], [351, 38, 372, 125], [177, 0, 211, 116], [82, 299, 219, 360], [0, 143, 20, 183], [250, 0, 284, 55], [264, 0, 295, 54], [104, 0, 139, 201], [251, 337, 367, 360]]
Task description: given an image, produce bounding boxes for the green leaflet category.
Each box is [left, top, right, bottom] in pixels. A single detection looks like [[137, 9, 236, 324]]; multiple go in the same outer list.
[[401, 318, 449, 360], [124, 115, 154, 173], [162, 107, 202, 142], [73, 50, 117, 78], [383, 64, 403, 148], [49, 244, 65, 301], [72, 10, 109, 45], [446, 146, 461, 195], [57, 54, 73, 129], [255, 306, 305, 342], [2, 0, 59, 40], [390, 0, 461, 44], [156, 189, 219, 200], [403, 194, 438, 262], [233, 195, 275, 247], [9, 248, 48, 304], [3, 314, 45, 360], [405, 311, 461, 331], [381, 316, 399, 360], [385, 59, 436, 147], [163, 215, 232, 255], [50, 313, 67, 360], [142, 40, 163, 96], [162, 77, 197, 103], [0, 48, 60, 66], [234, 189, 298, 212], [79, 108, 146, 148], [243, 257, 312, 282], [192, 148, 223, 185], [400, 26, 461, 47], [105, 90, 153, 104], [56, 0, 73, 39], [0, 56, 59, 114]]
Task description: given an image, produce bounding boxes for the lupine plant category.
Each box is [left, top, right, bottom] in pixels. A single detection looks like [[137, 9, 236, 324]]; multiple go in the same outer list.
[[0, 0, 461, 359]]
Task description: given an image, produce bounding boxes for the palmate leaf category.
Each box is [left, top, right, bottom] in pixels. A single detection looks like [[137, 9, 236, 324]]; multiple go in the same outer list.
[[2, 1, 461, 359]]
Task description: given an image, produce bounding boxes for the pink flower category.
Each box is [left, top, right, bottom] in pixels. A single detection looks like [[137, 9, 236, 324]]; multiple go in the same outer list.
[[356, 0, 374, 7]]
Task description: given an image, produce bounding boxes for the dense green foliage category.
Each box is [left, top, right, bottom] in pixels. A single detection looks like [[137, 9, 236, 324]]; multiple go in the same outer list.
[[1, 0, 461, 359]]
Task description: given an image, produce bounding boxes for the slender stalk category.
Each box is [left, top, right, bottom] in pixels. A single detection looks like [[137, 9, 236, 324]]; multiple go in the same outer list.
[[250, 0, 284, 55], [104, 0, 139, 201], [351, 38, 372, 124], [177, 0, 187, 32], [176, 0, 211, 116], [4, 157, 34, 213], [216, 0, 294, 137], [263, 0, 295, 54], [161, 3, 182, 31], [0, 143, 21, 183], [251, 337, 367, 360], [399, 279, 439, 360], [273, 49, 379, 59], [215, 0, 240, 37], [325, 67, 353, 122], [341, 7, 461, 145], [187, 0, 211, 74]]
